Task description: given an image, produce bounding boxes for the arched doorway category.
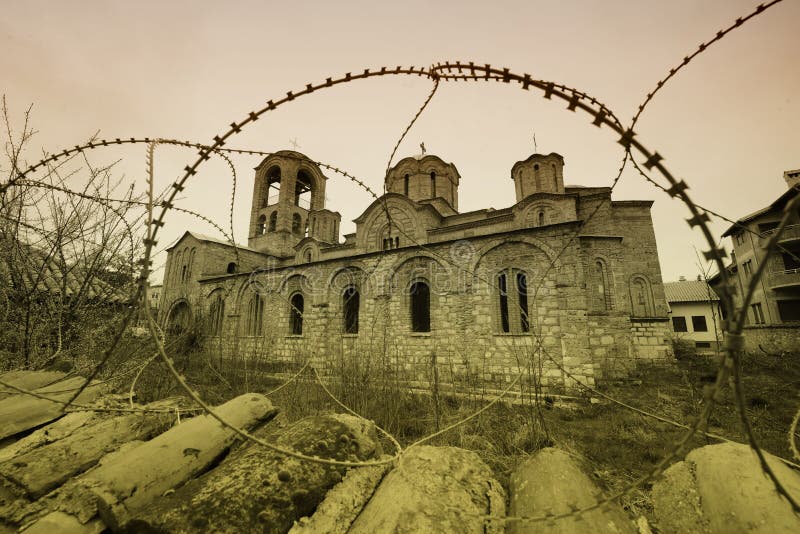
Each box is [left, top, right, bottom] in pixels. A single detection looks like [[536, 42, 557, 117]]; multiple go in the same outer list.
[[166, 300, 192, 336]]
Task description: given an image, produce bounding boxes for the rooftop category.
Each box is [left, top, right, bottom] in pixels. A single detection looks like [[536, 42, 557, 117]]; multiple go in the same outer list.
[[664, 280, 719, 303]]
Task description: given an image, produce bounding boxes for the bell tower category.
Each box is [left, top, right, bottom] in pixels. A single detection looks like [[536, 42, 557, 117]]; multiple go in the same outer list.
[[385, 154, 460, 211], [249, 150, 340, 256], [511, 153, 565, 202]]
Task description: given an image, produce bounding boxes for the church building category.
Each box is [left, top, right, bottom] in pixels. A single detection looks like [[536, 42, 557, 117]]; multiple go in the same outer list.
[[158, 150, 672, 391]]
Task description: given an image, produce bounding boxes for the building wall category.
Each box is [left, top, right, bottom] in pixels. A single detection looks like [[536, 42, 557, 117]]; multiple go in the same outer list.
[[159, 152, 675, 391], [668, 301, 723, 352]]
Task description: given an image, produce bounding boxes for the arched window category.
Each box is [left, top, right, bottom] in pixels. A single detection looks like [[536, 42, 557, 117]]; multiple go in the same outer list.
[[496, 269, 531, 333], [290, 293, 304, 335], [404, 174, 409, 196], [595, 260, 613, 311], [304, 250, 312, 263], [226, 262, 237, 274], [534, 164, 541, 189], [265, 166, 281, 207], [343, 286, 359, 334], [295, 170, 313, 208], [246, 294, 264, 336], [257, 215, 266, 235], [430, 172, 436, 198], [497, 272, 509, 333], [186, 248, 196, 280], [209, 294, 225, 336], [292, 213, 302, 235], [268, 212, 277, 232], [517, 271, 530, 332], [538, 211, 545, 226], [410, 280, 430, 332]]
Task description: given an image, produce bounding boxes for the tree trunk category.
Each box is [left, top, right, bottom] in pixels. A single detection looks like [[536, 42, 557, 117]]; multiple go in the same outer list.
[[0, 411, 174, 500], [16, 393, 276, 533], [131, 413, 382, 534], [0, 377, 105, 440], [0, 371, 67, 401]]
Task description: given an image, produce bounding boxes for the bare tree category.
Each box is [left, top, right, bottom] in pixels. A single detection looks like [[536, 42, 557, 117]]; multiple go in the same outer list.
[[0, 96, 144, 370]]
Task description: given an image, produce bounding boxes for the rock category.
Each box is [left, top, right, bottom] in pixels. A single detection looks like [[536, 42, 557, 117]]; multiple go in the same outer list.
[[652, 442, 800, 533], [288, 461, 390, 534], [508, 448, 636, 534], [132, 413, 382, 533], [348, 445, 505, 534]]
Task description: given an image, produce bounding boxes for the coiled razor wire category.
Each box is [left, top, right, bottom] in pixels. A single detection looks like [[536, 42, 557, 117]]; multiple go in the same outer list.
[[5, 0, 798, 523]]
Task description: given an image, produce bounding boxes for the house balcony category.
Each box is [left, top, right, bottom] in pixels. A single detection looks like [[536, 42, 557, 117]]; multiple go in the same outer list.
[[768, 268, 800, 290], [760, 224, 800, 247]]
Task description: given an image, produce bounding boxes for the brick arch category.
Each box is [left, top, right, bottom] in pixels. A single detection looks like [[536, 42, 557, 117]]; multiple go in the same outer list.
[[389, 254, 451, 296], [358, 196, 423, 251], [468, 237, 559, 275]]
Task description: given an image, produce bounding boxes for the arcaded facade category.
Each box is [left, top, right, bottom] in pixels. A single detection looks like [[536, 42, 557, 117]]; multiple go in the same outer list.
[[158, 150, 672, 391]]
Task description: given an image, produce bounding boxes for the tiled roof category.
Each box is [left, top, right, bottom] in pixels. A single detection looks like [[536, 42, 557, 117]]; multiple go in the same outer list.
[[664, 280, 720, 303]]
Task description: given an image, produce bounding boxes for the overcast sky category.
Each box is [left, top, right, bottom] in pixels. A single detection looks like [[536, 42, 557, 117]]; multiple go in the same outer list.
[[2, 0, 798, 283]]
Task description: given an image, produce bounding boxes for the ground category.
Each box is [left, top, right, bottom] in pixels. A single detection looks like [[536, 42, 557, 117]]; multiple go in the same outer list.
[[130, 343, 800, 528]]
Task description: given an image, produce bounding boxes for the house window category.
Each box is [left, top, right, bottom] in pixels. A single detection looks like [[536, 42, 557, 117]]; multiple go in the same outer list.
[[246, 294, 264, 337], [751, 302, 765, 324], [209, 295, 225, 336], [430, 172, 436, 198], [410, 280, 431, 332], [343, 286, 359, 334], [742, 260, 752, 276], [691, 315, 708, 332], [404, 174, 409, 196], [777, 300, 800, 322], [496, 269, 531, 333], [290, 293, 304, 335], [672, 316, 687, 332], [268, 212, 277, 232]]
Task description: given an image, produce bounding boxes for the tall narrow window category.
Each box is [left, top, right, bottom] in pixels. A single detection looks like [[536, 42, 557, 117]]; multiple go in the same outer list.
[[517, 272, 529, 332], [538, 211, 545, 226], [595, 260, 612, 310], [534, 164, 541, 189], [410, 281, 431, 332], [498, 272, 510, 333], [246, 294, 264, 336], [430, 172, 436, 198], [268, 212, 277, 232], [343, 286, 359, 334], [404, 174, 409, 196], [265, 166, 281, 207], [290, 293, 304, 335], [257, 215, 266, 235], [292, 213, 302, 235], [295, 170, 313, 208], [209, 295, 225, 336]]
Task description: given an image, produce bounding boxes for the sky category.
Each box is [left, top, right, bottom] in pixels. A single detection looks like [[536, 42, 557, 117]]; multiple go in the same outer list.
[[2, 0, 798, 283]]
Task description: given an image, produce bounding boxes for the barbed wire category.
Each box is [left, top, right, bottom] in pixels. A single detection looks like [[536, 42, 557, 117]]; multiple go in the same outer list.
[[2, 0, 797, 523]]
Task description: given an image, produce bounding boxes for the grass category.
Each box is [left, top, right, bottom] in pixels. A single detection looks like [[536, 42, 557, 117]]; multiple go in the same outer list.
[[129, 343, 800, 524]]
